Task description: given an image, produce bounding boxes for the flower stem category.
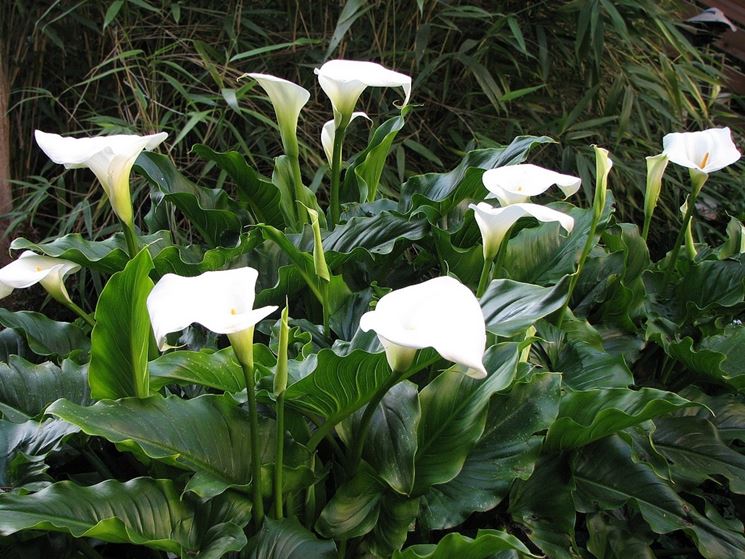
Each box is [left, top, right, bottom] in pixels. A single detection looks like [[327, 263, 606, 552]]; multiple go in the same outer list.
[[122, 222, 140, 258], [64, 299, 96, 328], [476, 258, 492, 298], [321, 281, 330, 338], [273, 391, 285, 519], [240, 360, 265, 526], [329, 124, 347, 228], [348, 368, 405, 475], [289, 149, 306, 227], [557, 211, 599, 328], [662, 176, 705, 285]]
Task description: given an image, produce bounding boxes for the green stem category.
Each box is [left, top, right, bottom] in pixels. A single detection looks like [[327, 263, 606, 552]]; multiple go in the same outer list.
[[241, 361, 265, 526], [274, 391, 285, 519], [556, 212, 599, 328], [641, 215, 652, 243], [290, 150, 306, 227], [338, 538, 348, 559], [329, 124, 347, 228], [321, 281, 330, 339], [64, 300, 95, 328], [492, 235, 508, 278], [476, 258, 492, 298], [348, 369, 405, 474], [122, 222, 140, 258], [662, 188, 701, 286]]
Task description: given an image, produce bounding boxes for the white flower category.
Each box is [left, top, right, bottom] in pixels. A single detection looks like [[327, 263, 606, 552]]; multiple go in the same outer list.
[[469, 202, 574, 260], [243, 73, 310, 154], [0, 251, 80, 304], [34, 130, 168, 226], [483, 163, 581, 206], [359, 276, 487, 378], [662, 127, 741, 175], [321, 112, 370, 165], [314, 60, 411, 125], [146, 268, 277, 351]]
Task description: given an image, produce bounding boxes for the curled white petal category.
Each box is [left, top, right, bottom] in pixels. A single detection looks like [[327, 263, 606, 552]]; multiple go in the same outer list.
[[469, 202, 575, 260], [244, 73, 310, 149], [146, 268, 277, 350], [35, 130, 168, 225], [662, 127, 741, 175], [483, 164, 581, 206], [314, 60, 411, 123], [321, 112, 370, 165], [359, 276, 487, 377], [0, 251, 80, 303]]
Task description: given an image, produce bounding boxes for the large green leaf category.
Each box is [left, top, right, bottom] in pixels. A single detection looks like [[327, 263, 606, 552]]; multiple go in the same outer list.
[[413, 343, 519, 494], [247, 517, 336, 558], [509, 455, 578, 559], [399, 136, 554, 215], [586, 512, 656, 559], [192, 144, 285, 227], [338, 380, 420, 495], [0, 356, 89, 419], [0, 477, 251, 558], [573, 436, 745, 559], [0, 329, 26, 363], [316, 463, 382, 539], [420, 372, 561, 530], [545, 387, 694, 450], [136, 151, 242, 247], [677, 254, 745, 313], [653, 416, 745, 494], [88, 248, 154, 399], [480, 276, 569, 337], [0, 309, 89, 358], [149, 347, 245, 392], [322, 211, 429, 256], [393, 529, 538, 559], [0, 418, 79, 489], [48, 394, 312, 499], [365, 493, 420, 557]]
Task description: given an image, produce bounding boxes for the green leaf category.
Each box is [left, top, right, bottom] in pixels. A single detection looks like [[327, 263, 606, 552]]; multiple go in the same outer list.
[[366, 493, 420, 557], [546, 387, 694, 450], [247, 517, 336, 558], [0, 309, 89, 358], [480, 276, 569, 337], [343, 115, 406, 203], [0, 356, 89, 418], [0, 477, 251, 558], [103, 0, 124, 29], [149, 347, 245, 392], [88, 248, 154, 399], [586, 512, 656, 559], [0, 418, 79, 489], [400, 136, 554, 216], [573, 436, 745, 559], [413, 343, 519, 494], [323, 211, 429, 256], [316, 463, 382, 539], [272, 155, 325, 231], [339, 381, 420, 495], [325, 0, 372, 58], [192, 144, 285, 228], [678, 255, 745, 313], [393, 529, 537, 559], [48, 394, 312, 499], [420, 372, 561, 530], [135, 151, 242, 247], [653, 416, 745, 494]]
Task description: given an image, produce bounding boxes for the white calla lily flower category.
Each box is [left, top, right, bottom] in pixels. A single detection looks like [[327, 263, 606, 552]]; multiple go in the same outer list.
[[243, 73, 310, 155], [483, 164, 581, 206], [0, 251, 80, 304], [469, 202, 574, 260], [35, 130, 168, 226], [315, 60, 411, 125], [321, 112, 370, 165], [146, 268, 278, 352], [662, 127, 741, 175], [359, 276, 487, 378]]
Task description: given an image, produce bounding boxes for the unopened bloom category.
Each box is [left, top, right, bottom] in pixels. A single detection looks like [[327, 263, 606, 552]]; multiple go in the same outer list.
[[315, 60, 411, 125], [35, 130, 168, 226], [359, 276, 487, 378], [662, 127, 741, 175], [321, 112, 370, 165], [0, 251, 80, 305], [146, 268, 277, 355], [470, 202, 574, 260], [483, 164, 581, 207]]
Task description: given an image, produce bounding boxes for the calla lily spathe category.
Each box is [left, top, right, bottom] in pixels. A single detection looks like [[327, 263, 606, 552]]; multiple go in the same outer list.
[[0, 251, 80, 305], [662, 127, 741, 175], [321, 112, 370, 165], [315, 60, 411, 125], [483, 164, 581, 207], [35, 130, 168, 226], [243, 73, 310, 155], [469, 202, 574, 260], [146, 267, 277, 351], [359, 276, 487, 378]]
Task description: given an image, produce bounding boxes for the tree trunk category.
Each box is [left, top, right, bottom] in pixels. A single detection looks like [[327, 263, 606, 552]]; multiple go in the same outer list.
[[0, 41, 11, 264]]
